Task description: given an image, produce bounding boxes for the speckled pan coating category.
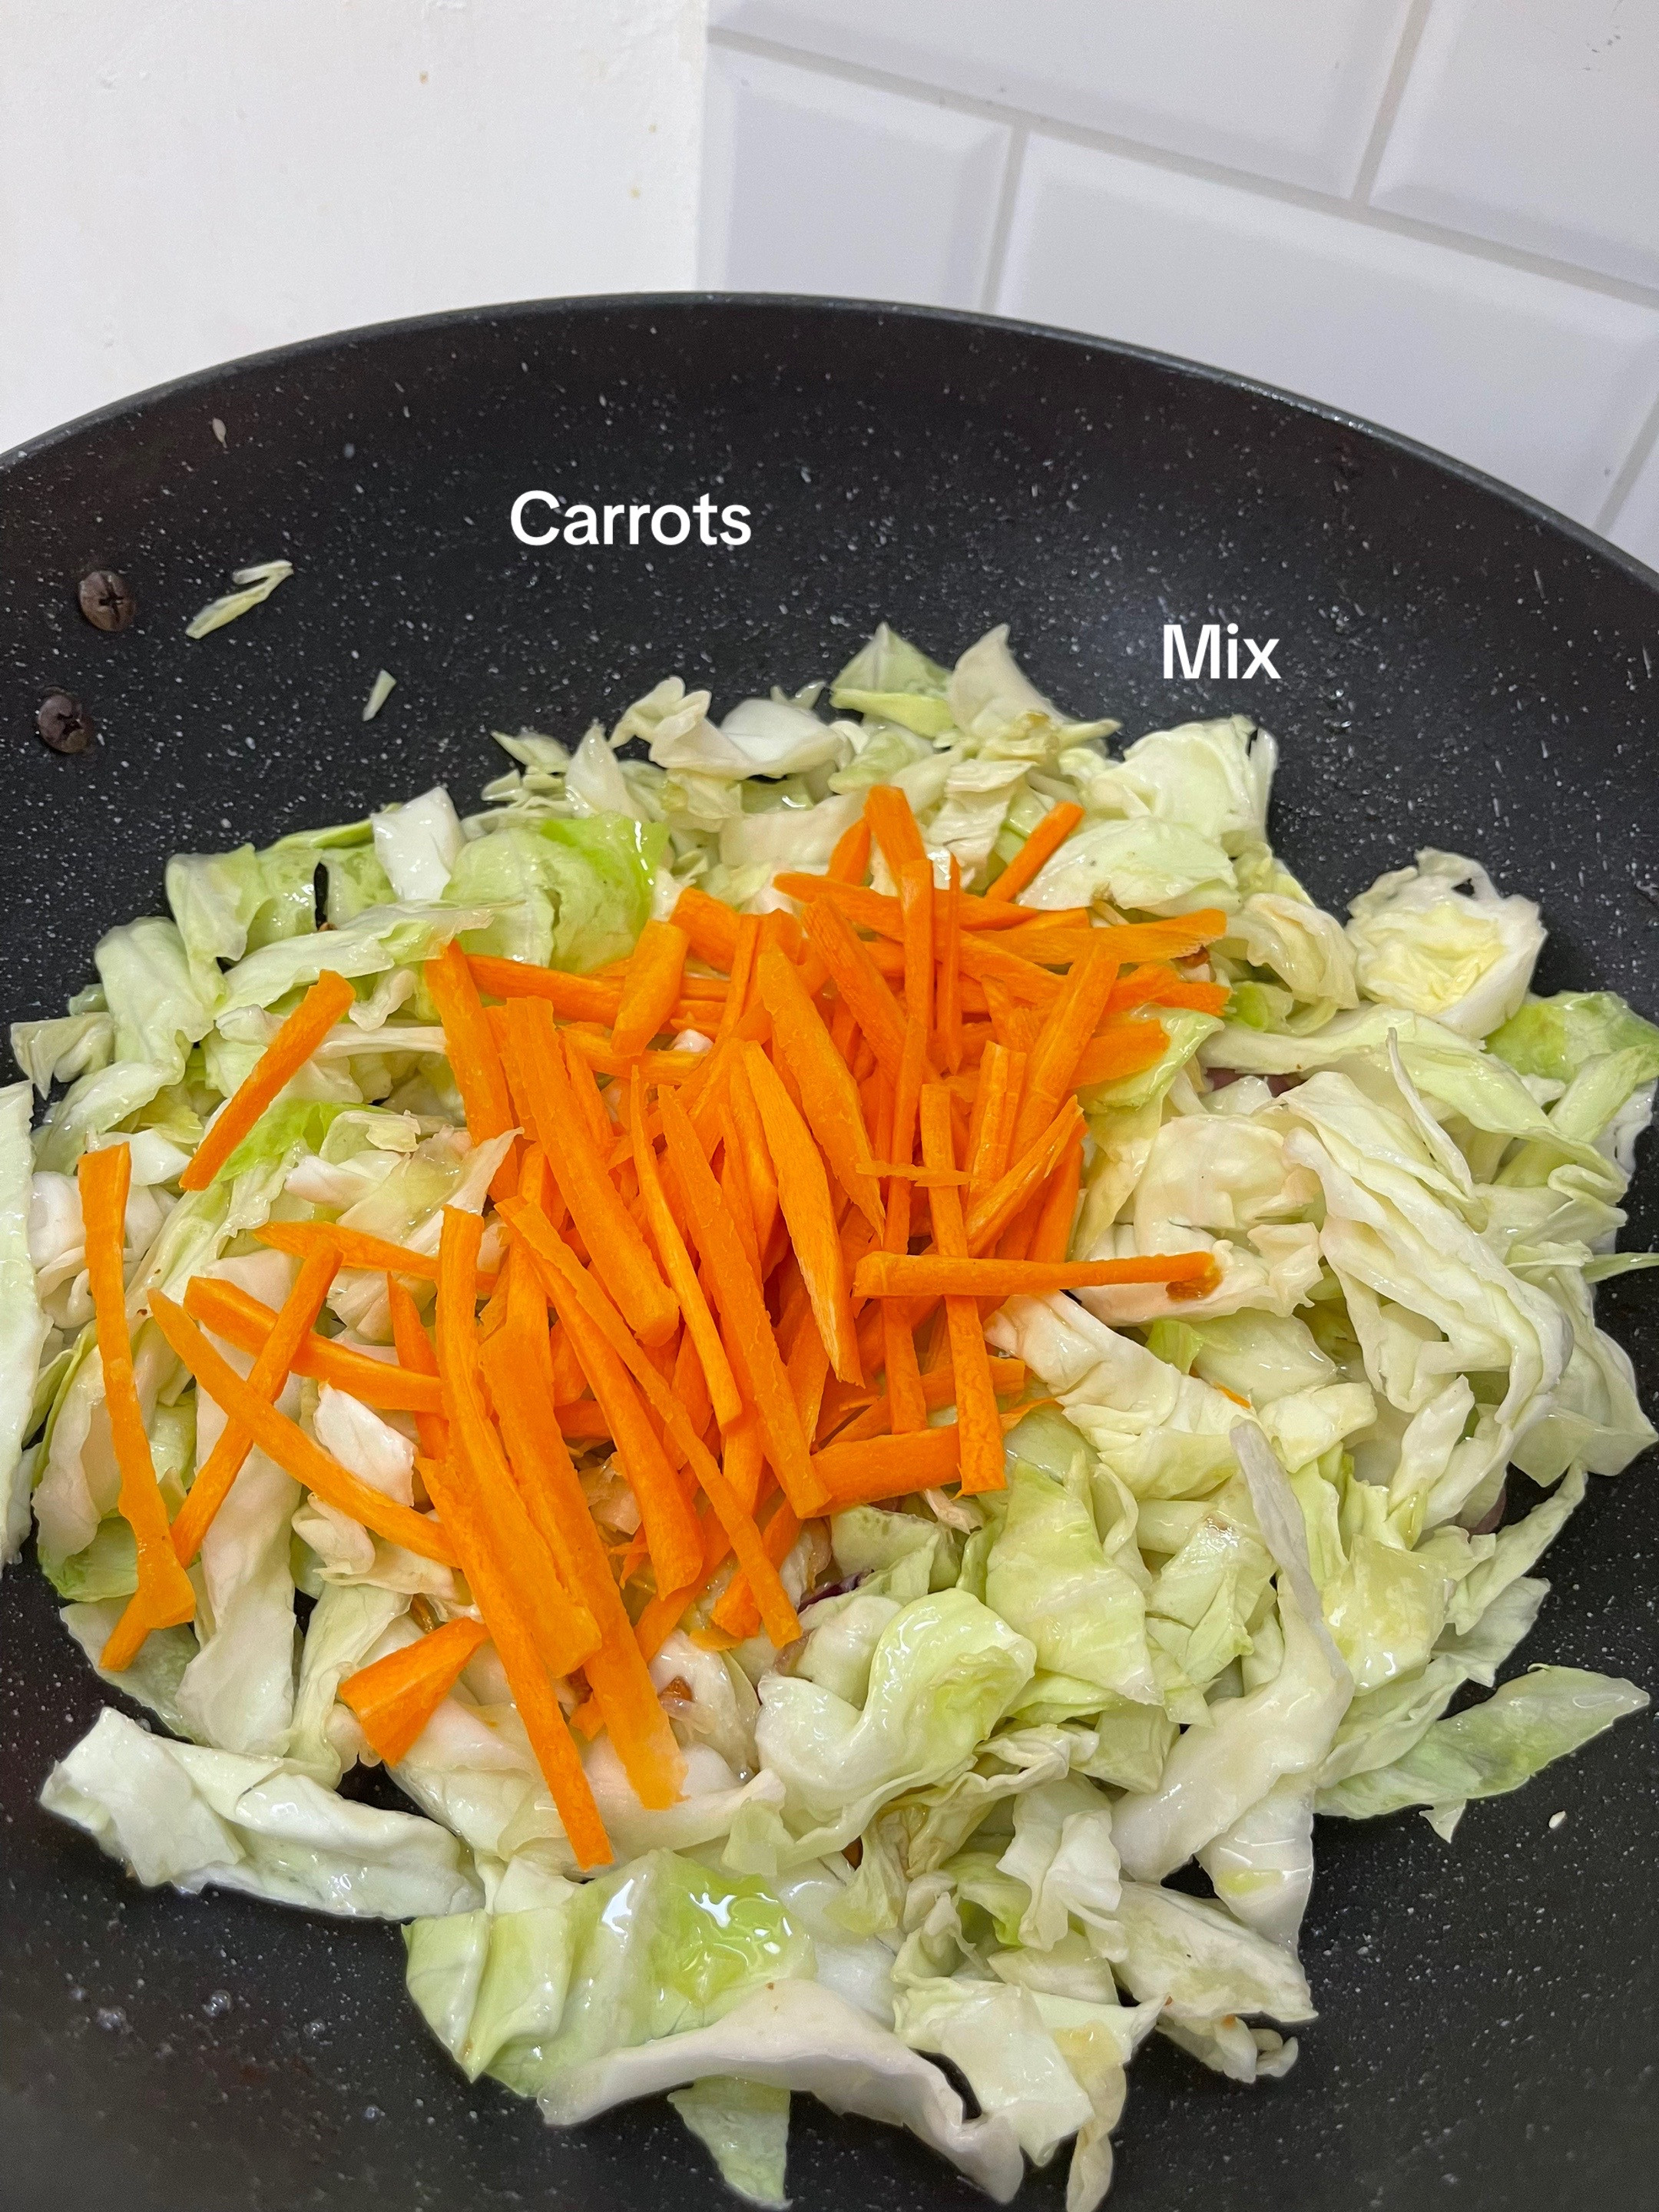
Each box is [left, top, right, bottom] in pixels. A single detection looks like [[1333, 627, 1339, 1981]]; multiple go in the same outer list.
[[1, 296, 1654, 2212]]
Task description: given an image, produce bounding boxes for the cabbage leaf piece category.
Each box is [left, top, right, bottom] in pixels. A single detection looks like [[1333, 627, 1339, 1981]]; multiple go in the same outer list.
[[1, 1082, 49, 1567], [538, 1979, 1025, 2202], [668, 2078, 792, 2207], [1489, 989, 1659, 1091], [1346, 848, 1543, 1039], [1317, 1666, 1648, 1823], [41, 1707, 479, 1916], [727, 1591, 1035, 1869]]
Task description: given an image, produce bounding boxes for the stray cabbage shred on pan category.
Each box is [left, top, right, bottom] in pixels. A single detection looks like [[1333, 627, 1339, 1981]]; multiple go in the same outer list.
[[6, 622, 1655, 2210]]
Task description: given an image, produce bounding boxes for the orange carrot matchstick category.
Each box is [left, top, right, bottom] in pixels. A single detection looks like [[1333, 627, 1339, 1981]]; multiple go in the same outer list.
[[340, 1617, 489, 1766], [987, 801, 1084, 903], [171, 1246, 340, 1565], [919, 1086, 1003, 1496], [611, 919, 690, 1059], [853, 1250, 1220, 1299], [78, 1146, 197, 1667], [150, 1293, 458, 1566], [180, 970, 356, 1190]]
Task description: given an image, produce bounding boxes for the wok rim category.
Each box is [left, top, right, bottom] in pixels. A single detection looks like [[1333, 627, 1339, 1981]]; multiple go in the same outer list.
[[5, 289, 1655, 595]]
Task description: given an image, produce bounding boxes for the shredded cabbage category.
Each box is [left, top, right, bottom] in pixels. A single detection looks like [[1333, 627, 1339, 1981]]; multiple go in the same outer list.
[[14, 620, 1651, 2212]]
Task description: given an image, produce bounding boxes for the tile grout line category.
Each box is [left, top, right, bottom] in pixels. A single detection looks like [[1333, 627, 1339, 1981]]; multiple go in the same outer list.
[[707, 25, 1659, 315], [1594, 388, 1659, 538], [1349, 0, 1435, 206], [978, 125, 1028, 315]]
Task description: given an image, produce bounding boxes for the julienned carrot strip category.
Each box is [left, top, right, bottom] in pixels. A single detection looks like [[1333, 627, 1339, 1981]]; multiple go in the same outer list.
[[1109, 963, 1231, 1017], [759, 908, 805, 962], [955, 932, 1063, 1007], [655, 1094, 824, 1520], [629, 1067, 743, 1431], [671, 885, 742, 972], [830, 1356, 1028, 1445], [148, 1293, 458, 1565], [501, 998, 677, 1347], [1099, 909, 1229, 958], [1000, 911, 1230, 968], [882, 1016, 929, 1435], [864, 785, 928, 876], [813, 1422, 963, 1506], [171, 1248, 340, 1565], [898, 856, 934, 1037], [256, 1218, 443, 1282], [717, 1104, 763, 1281], [785, 1312, 833, 1450], [862, 1161, 970, 1186], [426, 941, 518, 1200], [553, 1398, 608, 1439], [479, 1309, 686, 1810], [417, 1450, 611, 1869], [340, 1616, 489, 1766], [466, 955, 624, 1024], [554, 1292, 704, 1597], [672, 1324, 714, 1443], [939, 854, 964, 1073], [561, 1029, 617, 1157], [434, 1209, 601, 1677], [709, 1497, 802, 1640], [773, 1248, 813, 1366], [772, 875, 1067, 935], [1071, 1020, 1171, 1089], [386, 1273, 450, 1462], [722, 1414, 767, 1515], [742, 1044, 861, 1386], [611, 919, 690, 1058], [827, 816, 873, 884], [755, 948, 883, 1231], [964, 1100, 1083, 1255], [714, 914, 761, 1049], [967, 1043, 1023, 1205], [804, 900, 922, 1088], [561, 1029, 704, 1084], [500, 1199, 803, 1646], [919, 1087, 1003, 1496], [996, 1195, 1041, 1269], [184, 1277, 444, 1414], [1030, 1121, 1084, 1265], [727, 1055, 780, 1258], [987, 801, 1084, 903], [983, 979, 1046, 1055], [816, 1372, 877, 1442], [634, 1570, 717, 1666], [548, 1320, 588, 1401], [1012, 935, 1121, 1154], [78, 1148, 197, 1669], [855, 1250, 1221, 1297], [180, 971, 356, 1190]]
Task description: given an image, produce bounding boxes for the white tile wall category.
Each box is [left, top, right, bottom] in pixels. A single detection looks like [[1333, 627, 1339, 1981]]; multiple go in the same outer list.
[[710, 0, 1416, 194], [1, 0, 705, 455], [1373, 0, 1659, 291], [701, 46, 1011, 305], [703, 2, 1659, 561], [999, 136, 1659, 524]]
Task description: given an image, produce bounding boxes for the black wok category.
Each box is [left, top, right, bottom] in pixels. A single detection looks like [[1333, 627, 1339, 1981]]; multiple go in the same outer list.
[[2, 296, 1655, 2212]]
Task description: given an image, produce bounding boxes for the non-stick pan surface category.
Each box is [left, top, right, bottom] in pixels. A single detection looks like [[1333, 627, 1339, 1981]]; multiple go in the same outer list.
[[2, 298, 1654, 2212]]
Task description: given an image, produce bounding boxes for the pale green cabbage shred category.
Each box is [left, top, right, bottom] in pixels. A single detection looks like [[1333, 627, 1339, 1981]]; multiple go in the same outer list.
[[8, 624, 1654, 2210]]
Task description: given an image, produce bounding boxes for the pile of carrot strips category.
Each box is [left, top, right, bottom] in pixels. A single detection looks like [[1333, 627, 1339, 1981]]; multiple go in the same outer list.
[[109, 781, 1224, 1865]]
